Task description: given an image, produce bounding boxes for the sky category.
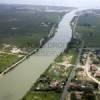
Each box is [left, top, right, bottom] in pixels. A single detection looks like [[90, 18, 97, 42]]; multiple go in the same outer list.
[[0, 0, 100, 8]]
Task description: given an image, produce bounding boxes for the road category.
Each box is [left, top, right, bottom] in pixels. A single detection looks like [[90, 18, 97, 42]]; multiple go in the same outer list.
[[60, 10, 84, 100], [61, 41, 84, 100], [84, 53, 100, 85], [61, 46, 100, 100]]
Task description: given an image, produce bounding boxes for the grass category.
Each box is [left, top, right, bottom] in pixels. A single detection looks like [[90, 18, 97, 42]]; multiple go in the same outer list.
[[67, 49, 78, 64], [44, 48, 78, 80], [76, 12, 100, 47], [55, 48, 78, 64], [23, 92, 61, 100], [96, 78, 100, 81], [55, 53, 64, 62], [0, 53, 22, 73]]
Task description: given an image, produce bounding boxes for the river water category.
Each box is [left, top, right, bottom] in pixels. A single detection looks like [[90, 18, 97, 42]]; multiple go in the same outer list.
[[0, 9, 78, 100]]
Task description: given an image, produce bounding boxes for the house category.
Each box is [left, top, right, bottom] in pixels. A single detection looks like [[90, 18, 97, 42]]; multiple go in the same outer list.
[[90, 64, 97, 71], [75, 92, 82, 100], [38, 76, 51, 83], [69, 82, 81, 90], [10, 47, 22, 54], [49, 80, 60, 88], [76, 67, 84, 71], [69, 82, 94, 91], [95, 71, 100, 78]]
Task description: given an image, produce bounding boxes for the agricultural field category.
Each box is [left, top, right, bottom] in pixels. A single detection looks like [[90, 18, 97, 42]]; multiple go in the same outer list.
[[76, 11, 100, 47]]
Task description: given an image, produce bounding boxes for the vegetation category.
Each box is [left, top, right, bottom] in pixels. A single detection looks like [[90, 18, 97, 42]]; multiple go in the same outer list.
[[0, 4, 68, 73], [23, 92, 61, 100], [0, 53, 22, 73], [22, 39, 79, 100], [82, 91, 96, 100], [55, 48, 78, 64], [0, 4, 66, 52], [71, 91, 96, 100], [76, 12, 100, 47], [71, 92, 77, 100], [96, 94, 100, 100]]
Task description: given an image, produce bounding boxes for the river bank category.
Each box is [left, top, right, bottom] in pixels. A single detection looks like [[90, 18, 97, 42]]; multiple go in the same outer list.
[[22, 38, 80, 100], [22, 9, 84, 100], [0, 24, 58, 77], [0, 9, 77, 100]]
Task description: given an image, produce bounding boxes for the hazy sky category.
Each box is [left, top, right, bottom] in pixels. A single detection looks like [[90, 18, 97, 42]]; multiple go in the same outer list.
[[0, 0, 100, 8]]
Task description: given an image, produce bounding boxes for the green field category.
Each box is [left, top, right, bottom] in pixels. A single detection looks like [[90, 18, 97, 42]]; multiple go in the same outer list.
[[0, 53, 22, 73], [76, 12, 100, 47]]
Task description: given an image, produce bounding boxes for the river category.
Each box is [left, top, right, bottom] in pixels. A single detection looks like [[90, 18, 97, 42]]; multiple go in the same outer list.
[[0, 9, 79, 100]]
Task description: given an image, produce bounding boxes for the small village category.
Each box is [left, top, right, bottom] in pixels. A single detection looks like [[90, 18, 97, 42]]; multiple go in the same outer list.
[[67, 48, 100, 100]]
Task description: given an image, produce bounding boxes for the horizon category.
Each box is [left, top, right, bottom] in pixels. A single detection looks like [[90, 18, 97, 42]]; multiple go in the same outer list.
[[0, 3, 75, 8], [0, 0, 100, 9]]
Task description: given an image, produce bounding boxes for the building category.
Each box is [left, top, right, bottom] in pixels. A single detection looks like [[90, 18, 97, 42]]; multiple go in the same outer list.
[[95, 71, 100, 78]]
